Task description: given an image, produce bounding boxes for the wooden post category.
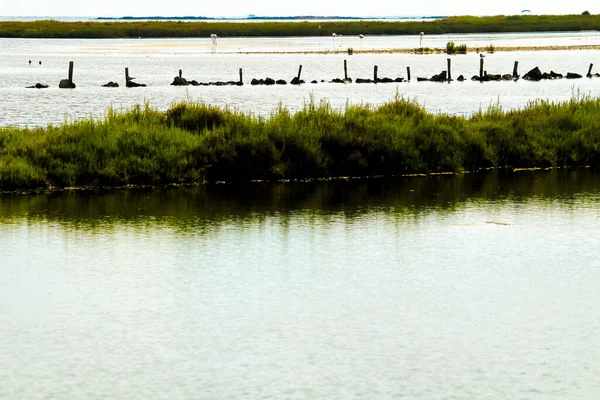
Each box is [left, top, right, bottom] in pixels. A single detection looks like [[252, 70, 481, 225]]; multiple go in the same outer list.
[[297, 65, 303, 80], [179, 69, 182, 78], [344, 60, 348, 80], [512, 61, 519, 78], [479, 58, 484, 80], [447, 58, 451, 81], [587, 63, 594, 78], [374, 65, 378, 83], [239, 68, 243, 83], [407, 66, 411, 81], [68, 61, 74, 86], [125, 67, 129, 83]]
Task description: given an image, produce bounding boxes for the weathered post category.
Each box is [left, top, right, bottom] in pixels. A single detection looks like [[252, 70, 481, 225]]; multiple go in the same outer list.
[[344, 60, 348, 81], [406, 66, 411, 81], [374, 65, 378, 83], [447, 58, 451, 81], [239, 68, 243, 83], [68, 61, 74, 86], [479, 58, 484, 80], [179, 69, 182, 78], [512, 61, 519, 78], [297, 65, 303, 81], [125, 67, 130, 83], [587, 63, 594, 78]]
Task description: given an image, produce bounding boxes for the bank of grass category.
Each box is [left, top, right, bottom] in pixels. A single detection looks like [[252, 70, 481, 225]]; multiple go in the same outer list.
[[1, 95, 600, 190], [2, 14, 600, 38]]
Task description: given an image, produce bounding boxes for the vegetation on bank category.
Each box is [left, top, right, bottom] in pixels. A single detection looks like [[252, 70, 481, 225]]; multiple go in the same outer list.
[[1, 95, 600, 190], [1, 14, 600, 38]]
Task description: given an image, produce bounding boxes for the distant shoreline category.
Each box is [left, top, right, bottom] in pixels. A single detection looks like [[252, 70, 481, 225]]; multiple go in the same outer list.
[[2, 14, 600, 39]]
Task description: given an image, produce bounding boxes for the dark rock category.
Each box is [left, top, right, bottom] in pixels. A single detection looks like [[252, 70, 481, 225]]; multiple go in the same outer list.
[[417, 77, 430, 82], [102, 81, 119, 87], [276, 79, 287, 85], [486, 74, 502, 81], [330, 78, 344, 83], [355, 78, 372, 83], [311, 80, 318, 84], [126, 79, 146, 87], [471, 75, 481, 81], [502, 74, 514, 81], [394, 77, 403, 82], [429, 71, 447, 82], [171, 76, 190, 86], [379, 77, 394, 83], [548, 71, 562, 79], [264, 77, 275, 85], [58, 79, 76, 89], [26, 83, 49, 89], [251, 78, 262, 85], [457, 75, 465, 81], [190, 80, 200, 86], [523, 67, 543, 81], [290, 77, 305, 85], [566, 72, 582, 79]]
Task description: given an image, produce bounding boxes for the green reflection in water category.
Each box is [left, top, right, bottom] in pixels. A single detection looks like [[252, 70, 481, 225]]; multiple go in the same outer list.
[[1, 170, 599, 233]]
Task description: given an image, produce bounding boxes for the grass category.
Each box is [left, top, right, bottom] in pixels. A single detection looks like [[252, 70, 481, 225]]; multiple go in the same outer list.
[[2, 95, 600, 190], [2, 14, 600, 38], [446, 41, 467, 54]]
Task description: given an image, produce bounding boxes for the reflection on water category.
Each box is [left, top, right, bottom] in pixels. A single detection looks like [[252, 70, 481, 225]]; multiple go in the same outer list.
[[1, 170, 600, 399], [2, 170, 599, 229]]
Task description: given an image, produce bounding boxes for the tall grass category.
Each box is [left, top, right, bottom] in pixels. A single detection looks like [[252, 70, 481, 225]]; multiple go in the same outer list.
[[2, 95, 600, 190], [2, 14, 600, 38]]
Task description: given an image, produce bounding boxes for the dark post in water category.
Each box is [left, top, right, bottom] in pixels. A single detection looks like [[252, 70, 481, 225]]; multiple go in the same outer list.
[[479, 58, 484, 80], [344, 60, 348, 81], [68, 61, 74, 86], [587, 63, 594, 78], [179, 69, 182, 78], [297, 65, 303, 81], [239, 68, 243, 84], [125, 67, 130, 83], [374, 65, 378, 83], [407, 66, 411, 82], [513, 61, 519, 78], [447, 58, 451, 81]]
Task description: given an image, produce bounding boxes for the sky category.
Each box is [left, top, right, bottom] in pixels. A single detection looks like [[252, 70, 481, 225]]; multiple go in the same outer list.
[[0, 0, 598, 17]]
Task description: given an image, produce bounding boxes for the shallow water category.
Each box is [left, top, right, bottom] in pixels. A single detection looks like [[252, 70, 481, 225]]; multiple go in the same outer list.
[[1, 32, 600, 126], [1, 170, 600, 399]]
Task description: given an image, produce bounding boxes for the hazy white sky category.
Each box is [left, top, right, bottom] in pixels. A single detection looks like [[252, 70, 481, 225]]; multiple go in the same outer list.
[[0, 0, 598, 17]]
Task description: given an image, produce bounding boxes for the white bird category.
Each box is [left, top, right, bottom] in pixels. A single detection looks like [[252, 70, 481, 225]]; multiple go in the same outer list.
[[210, 34, 217, 45], [358, 34, 365, 39], [332, 33, 337, 37]]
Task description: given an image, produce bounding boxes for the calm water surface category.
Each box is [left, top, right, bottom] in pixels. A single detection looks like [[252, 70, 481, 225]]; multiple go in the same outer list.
[[1, 170, 599, 399], [2, 32, 600, 126]]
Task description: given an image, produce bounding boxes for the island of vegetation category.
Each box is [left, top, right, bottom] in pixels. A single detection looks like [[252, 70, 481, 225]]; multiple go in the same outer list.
[[1, 95, 599, 191], [1, 14, 599, 39]]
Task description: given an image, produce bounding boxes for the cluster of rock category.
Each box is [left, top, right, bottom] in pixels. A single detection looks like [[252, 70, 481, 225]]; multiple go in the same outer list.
[[171, 76, 242, 86], [417, 71, 449, 82], [102, 81, 119, 87], [522, 67, 585, 81], [471, 73, 516, 81], [356, 77, 403, 83], [26, 83, 49, 89], [249, 77, 306, 85]]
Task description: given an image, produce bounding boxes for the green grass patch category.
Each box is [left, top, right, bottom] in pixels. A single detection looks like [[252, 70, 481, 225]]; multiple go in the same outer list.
[[2, 14, 600, 38], [2, 95, 600, 190]]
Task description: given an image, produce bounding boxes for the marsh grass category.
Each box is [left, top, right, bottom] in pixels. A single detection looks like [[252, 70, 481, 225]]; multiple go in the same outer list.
[[3, 14, 600, 38], [2, 95, 600, 190]]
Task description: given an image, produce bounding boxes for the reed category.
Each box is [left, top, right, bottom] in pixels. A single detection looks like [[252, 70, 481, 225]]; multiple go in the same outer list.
[[2, 14, 600, 38], [2, 95, 600, 190]]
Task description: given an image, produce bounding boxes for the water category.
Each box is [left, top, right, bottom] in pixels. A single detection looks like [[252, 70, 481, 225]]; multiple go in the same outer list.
[[2, 31, 600, 126], [1, 170, 600, 399]]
